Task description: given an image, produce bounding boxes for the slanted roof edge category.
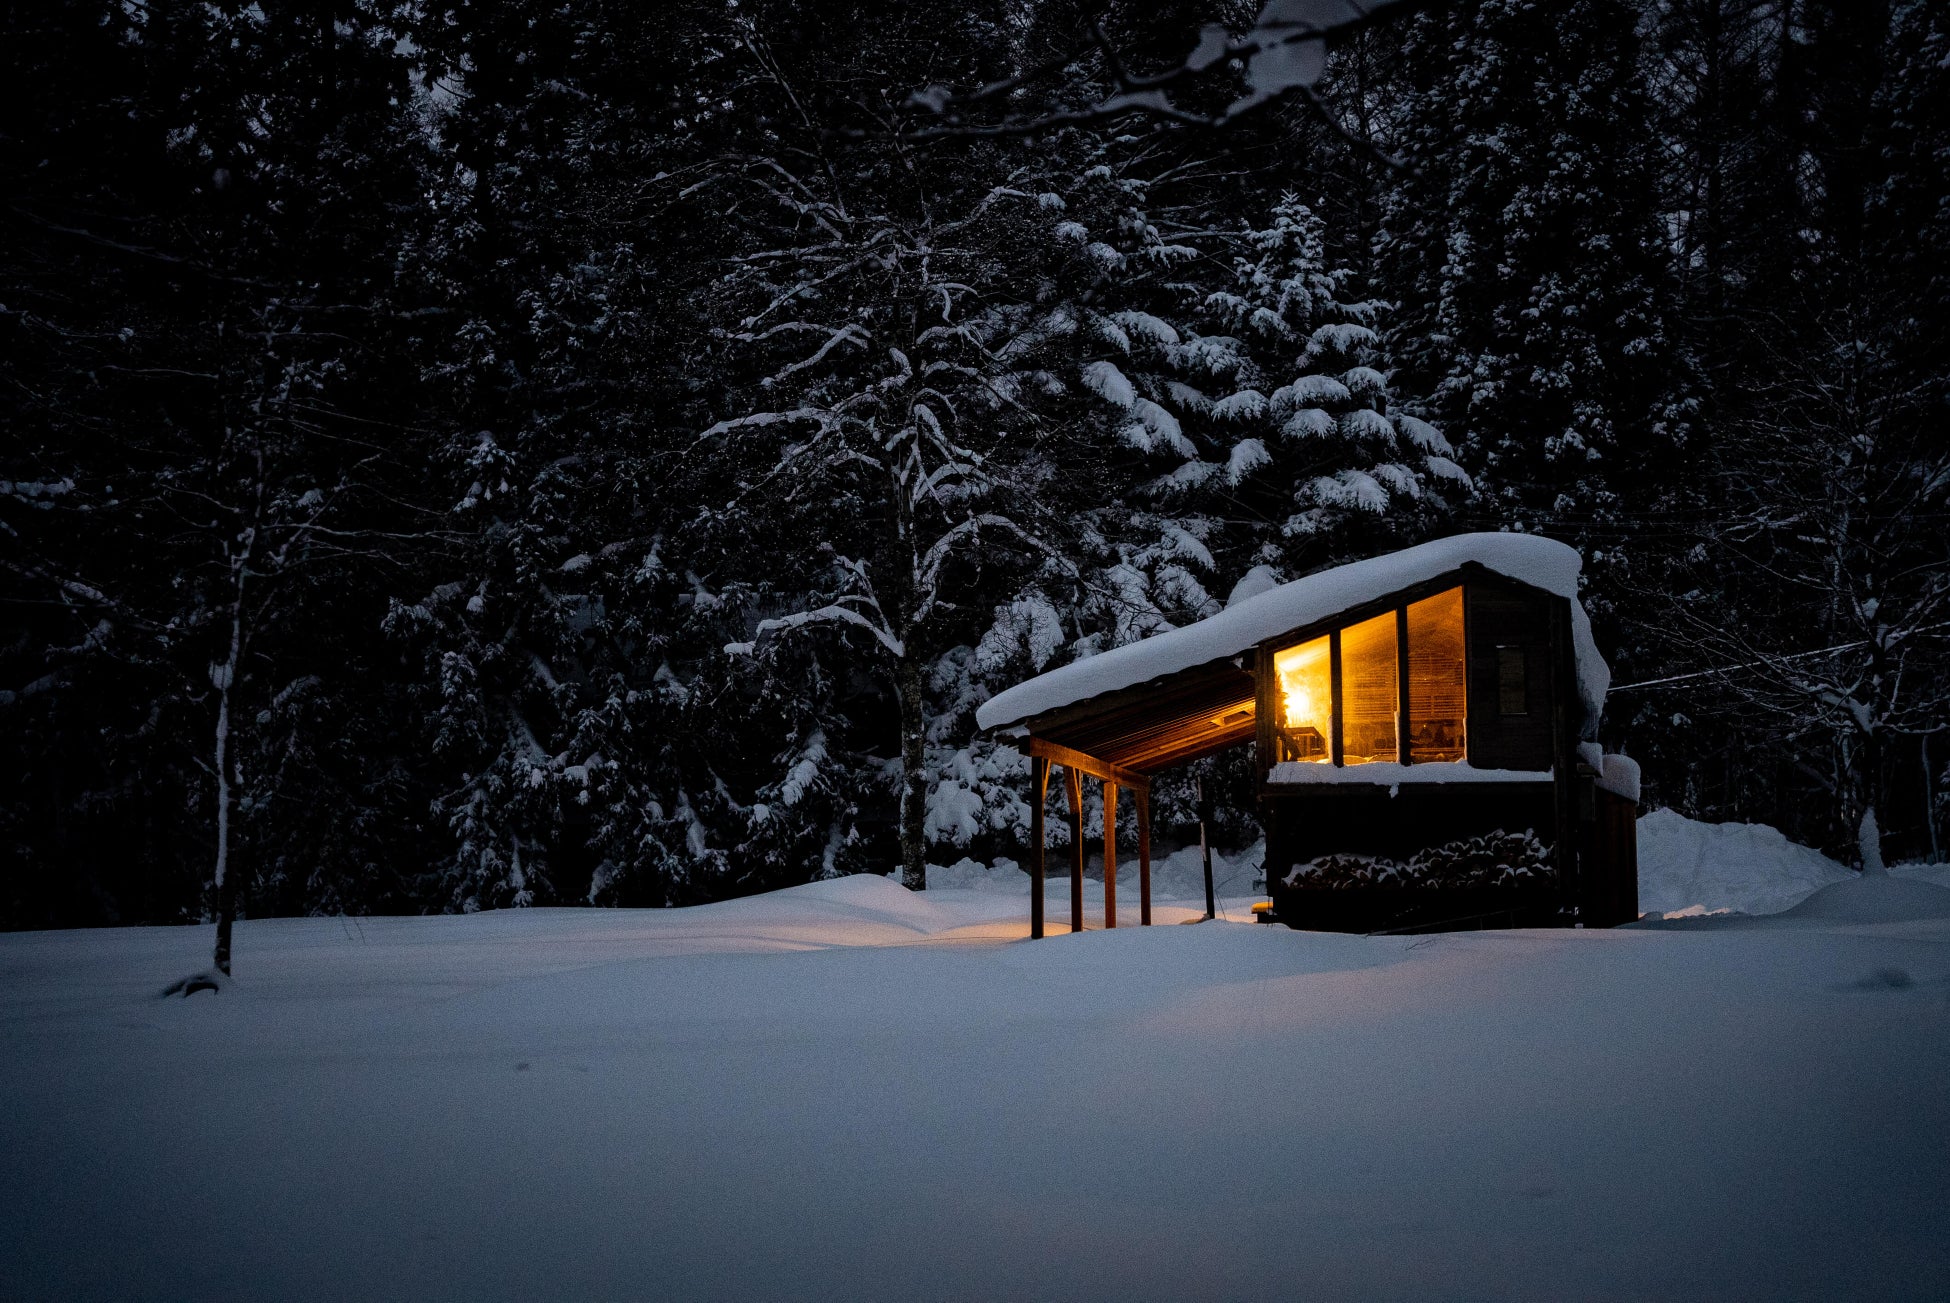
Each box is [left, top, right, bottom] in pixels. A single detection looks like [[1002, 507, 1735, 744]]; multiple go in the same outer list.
[[976, 532, 1609, 738], [1014, 651, 1250, 736]]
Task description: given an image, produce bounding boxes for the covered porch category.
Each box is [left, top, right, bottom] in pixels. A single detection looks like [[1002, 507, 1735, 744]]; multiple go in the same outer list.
[[1011, 656, 1255, 938]]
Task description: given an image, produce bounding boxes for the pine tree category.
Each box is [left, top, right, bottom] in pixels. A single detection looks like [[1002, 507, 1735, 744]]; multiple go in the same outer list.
[[1381, 0, 1692, 535], [390, 0, 726, 910]]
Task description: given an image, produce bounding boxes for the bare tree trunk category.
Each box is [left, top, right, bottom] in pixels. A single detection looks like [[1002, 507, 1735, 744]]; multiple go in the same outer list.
[[890, 452, 927, 892], [897, 654, 927, 891], [211, 555, 247, 974], [1924, 732, 1941, 865], [1857, 722, 1886, 875], [1857, 805, 1886, 875]]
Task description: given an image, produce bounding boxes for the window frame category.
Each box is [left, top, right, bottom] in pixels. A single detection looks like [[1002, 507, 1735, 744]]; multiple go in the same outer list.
[[1261, 581, 1474, 775]]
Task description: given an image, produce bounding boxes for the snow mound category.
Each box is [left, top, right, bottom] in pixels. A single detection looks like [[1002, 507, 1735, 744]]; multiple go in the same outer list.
[[779, 872, 930, 911], [721, 873, 964, 935], [1225, 563, 1281, 608], [1636, 808, 1852, 918], [1142, 839, 1265, 901], [1778, 874, 1950, 925], [926, 857, 1032, 894]]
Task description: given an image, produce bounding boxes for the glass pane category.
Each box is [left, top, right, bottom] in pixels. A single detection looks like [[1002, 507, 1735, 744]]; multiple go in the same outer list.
[[1498, 646, 1528, 715], [1272, 636, 1331, 764], [1407, 588, 1466, 762], [1339, 611, 1398, 765]]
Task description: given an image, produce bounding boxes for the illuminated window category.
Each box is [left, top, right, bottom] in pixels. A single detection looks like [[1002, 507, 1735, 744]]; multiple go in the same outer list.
[[1339, 611, 1398, 764], [1407, 589, 1466, 762], [1269, 584, 1492, 777], [1272, 635, 1331, 763]]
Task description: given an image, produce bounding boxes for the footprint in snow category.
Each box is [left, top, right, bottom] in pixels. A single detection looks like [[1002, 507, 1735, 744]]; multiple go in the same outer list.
[[1838, 967, 1914, 991]]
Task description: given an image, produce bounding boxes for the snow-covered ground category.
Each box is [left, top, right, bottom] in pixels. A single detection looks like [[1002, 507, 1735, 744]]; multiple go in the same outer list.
[[4, 833, 1949, 1301]]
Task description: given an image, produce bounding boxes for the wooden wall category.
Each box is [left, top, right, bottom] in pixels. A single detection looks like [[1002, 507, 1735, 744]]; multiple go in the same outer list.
[[1580, 785, 1641, 927], [1250, 570, 1637, 933], [1263, 782, 1558, 869], [1464, 582, 1557, 770]]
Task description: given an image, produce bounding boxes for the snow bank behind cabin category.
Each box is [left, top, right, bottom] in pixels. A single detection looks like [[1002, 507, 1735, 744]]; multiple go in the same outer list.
[[1632, 808, 1950, 919], [1636, 808, 1852, 917], [977, 532, 1608, 737]]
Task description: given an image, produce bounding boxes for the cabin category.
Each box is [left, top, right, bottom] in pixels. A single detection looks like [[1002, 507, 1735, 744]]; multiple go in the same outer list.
[[975, 534, 1640, 937]]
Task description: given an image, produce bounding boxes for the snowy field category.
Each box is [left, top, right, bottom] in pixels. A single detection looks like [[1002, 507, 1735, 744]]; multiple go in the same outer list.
[[4, 818, 1949, 1302]]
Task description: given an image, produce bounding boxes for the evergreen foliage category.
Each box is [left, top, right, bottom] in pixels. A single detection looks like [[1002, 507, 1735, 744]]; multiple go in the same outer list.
[[3, 0, 1946, 929]]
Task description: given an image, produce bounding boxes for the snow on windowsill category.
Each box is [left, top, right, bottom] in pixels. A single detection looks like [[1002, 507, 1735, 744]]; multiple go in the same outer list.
[[1266, 760, 1553, 786]]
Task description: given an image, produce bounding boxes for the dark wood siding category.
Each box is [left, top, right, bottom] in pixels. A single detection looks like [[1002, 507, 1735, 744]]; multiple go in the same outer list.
[[1581, 785, 1641, 926], [1464, 583, 1555, 770], [1263, 782, 1557, 867]]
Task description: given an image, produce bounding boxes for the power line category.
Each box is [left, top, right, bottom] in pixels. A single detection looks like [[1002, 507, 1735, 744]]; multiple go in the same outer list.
[[1609, 622, 1950, 693]]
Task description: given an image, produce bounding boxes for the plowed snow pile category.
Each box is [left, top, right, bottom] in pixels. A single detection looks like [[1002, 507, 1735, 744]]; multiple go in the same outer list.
[[1636, 807, 1950, 918]]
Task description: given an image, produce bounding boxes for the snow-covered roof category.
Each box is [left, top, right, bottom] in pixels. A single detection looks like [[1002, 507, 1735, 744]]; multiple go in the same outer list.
[[977, 532, 1609, 736]]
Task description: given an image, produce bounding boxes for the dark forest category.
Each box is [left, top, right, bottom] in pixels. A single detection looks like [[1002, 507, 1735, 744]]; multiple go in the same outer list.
[[5, 0, 1946, 930]]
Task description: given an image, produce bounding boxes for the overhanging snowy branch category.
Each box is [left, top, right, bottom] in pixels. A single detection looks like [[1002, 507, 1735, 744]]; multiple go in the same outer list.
[[728, 603, 903, 660], [845, 0, 1437, 155]]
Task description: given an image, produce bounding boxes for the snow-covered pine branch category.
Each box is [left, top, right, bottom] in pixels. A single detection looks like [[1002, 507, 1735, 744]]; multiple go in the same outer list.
[[733, 598, 905, 661], [864, 0, 1435, 156]]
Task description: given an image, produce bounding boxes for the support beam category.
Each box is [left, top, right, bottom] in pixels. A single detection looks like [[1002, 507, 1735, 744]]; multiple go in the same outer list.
[[1137, 786, 1152, 926], [1329, 629, 1345, 767], [1396, 604, 1412, 765], [1103, 781, 1118, 929], [1065, 766, 1085, 933], [1024, 736, 1149, 792], [1029, 756, 1049, 940]]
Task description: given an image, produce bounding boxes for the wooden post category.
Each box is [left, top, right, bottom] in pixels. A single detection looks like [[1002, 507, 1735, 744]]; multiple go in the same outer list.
[[1137, 785, 1152, 926], [1552, 596, 1583, 920], [1549, 597, 1580, 920], [1196, 775, 1216, 921], [1103, 781, 1118, 929], [1066, 766, 1085, 933], [1029, 755, 1050, 939]]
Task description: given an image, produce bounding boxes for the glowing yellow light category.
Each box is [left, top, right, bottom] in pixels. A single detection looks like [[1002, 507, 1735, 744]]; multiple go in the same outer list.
[[1273, 636, 1331, 760], [1282, 684, 1314, 729]]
